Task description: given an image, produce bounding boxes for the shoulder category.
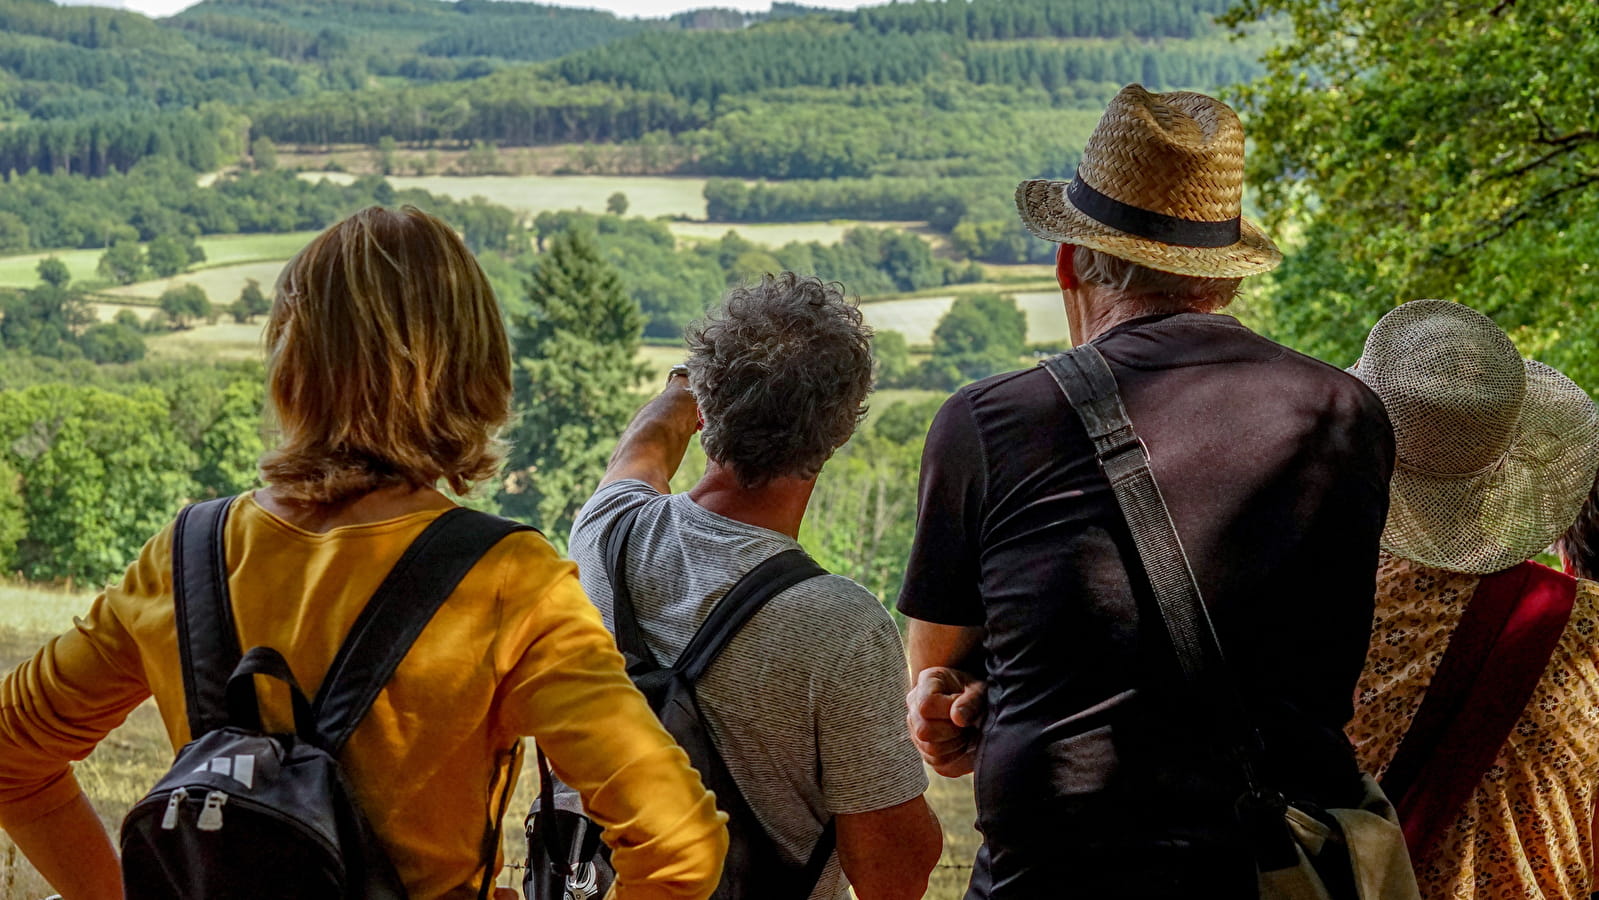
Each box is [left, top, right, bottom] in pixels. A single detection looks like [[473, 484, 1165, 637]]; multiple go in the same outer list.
[[938, 365, 1062, 440], [570, 479, 667, 553], [958, 365, 1051, 408], [764, 572, 901, 652]]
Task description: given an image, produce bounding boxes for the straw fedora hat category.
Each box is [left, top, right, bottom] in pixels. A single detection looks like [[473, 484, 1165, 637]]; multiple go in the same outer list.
[[1353, 300, 1599, 574], [1015, 84, 1280, 279]]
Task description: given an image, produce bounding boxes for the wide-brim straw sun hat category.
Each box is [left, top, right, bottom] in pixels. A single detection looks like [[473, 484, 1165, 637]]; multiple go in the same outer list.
[[1353, 299, 1599, 575], [1015, 84, 1281, 279]]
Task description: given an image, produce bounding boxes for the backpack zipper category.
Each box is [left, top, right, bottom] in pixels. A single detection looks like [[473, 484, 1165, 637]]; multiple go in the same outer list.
[[196, 790, 229, 831], [160, 788, 188, 830]]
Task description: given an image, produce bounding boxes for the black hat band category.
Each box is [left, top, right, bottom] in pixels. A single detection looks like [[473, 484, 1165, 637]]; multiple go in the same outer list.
[[1066, 171, 1242, 249]]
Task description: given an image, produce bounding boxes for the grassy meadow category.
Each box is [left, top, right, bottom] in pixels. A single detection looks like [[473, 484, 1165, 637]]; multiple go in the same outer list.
[[0, 233, 315, 293], [0, 584, 981, 899]]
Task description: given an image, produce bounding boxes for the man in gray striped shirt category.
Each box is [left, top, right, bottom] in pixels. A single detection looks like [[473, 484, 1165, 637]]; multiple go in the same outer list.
[[570, 273, 940, 900]]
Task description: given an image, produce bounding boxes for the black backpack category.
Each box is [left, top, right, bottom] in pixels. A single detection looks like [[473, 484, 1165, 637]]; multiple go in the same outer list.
[[526, 505, 836, 900], [121, 496, 534, 900]]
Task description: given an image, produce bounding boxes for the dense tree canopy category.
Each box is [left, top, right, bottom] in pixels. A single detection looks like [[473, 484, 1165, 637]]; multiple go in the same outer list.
[[1226, 0, 1599, 387]]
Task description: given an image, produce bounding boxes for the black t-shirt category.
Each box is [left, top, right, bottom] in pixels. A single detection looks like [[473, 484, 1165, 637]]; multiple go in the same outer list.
[[898, 313, 1395, 898]]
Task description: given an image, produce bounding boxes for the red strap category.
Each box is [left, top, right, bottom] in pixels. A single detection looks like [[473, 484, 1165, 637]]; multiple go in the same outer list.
[[1381, 561, 1577, 857]]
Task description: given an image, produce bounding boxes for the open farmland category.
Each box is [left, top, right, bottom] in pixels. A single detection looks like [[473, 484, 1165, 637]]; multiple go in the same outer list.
[[0, 233, 315, 291], [861, 290, 1069, 346], [667, 220, 932, 247], [0, 247, 106, 289], [101, 261, 289, 305], [305, 173, 712, 221]]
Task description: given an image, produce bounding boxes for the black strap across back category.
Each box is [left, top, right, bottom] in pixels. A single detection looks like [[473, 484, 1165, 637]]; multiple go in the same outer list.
[[172, 496, 537, 898], [602, 502, 838, 886], [173, 496, 537, 750], [1041, 345, 1295, 866]]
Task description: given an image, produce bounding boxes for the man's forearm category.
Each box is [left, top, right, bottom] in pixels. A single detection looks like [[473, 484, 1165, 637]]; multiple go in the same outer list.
[[601, 375, 700, 493]]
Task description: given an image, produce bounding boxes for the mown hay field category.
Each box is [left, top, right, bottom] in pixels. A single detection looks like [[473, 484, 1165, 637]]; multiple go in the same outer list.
[[667, 220, 932, 247], [306, 173, 712, 222], [0, 585, 981, 899], [101, 260, 290, 306]]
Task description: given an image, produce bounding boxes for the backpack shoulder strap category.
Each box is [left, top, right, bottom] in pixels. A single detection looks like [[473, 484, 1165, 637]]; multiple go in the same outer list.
[[311, 507, 538, 752], [173, 495, 246, 737], [676, 548, 826, 683], [604, 504, 660, 670]]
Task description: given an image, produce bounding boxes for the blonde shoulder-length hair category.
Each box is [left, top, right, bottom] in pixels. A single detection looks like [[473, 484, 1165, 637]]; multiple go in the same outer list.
[[259, 206, 512, 504]]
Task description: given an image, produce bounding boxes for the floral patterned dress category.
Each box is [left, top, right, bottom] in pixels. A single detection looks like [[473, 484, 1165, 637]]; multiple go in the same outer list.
[[1349, 552, 1599, 899]]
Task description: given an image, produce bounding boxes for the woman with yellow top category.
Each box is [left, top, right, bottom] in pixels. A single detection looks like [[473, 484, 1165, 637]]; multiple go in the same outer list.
[[0, 206, 728, 899]]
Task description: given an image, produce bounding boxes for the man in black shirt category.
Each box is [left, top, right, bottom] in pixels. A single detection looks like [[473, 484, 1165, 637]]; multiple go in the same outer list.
[[899, 85, 1395, 897]]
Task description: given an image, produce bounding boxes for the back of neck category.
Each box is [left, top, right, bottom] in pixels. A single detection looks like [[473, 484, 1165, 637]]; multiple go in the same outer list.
[[687, 461, 815, 539]]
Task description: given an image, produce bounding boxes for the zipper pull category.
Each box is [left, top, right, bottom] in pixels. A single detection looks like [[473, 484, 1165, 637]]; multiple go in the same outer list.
[[160, 787, 188, 830], [196, 790, 228, 831]]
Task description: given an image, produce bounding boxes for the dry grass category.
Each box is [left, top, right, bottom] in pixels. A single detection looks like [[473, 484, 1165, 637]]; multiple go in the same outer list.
[[0, 585, 171, 900]]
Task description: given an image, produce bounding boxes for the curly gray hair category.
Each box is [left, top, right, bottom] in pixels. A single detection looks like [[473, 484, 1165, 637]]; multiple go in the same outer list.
[[685, 273, 873, 489]]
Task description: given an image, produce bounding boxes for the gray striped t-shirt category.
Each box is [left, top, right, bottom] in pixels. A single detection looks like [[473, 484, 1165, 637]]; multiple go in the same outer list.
[[569, 479, 928, 899]]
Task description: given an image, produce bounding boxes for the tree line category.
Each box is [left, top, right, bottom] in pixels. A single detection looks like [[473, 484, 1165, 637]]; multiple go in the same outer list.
[[249, 73, 704, 147], [0, 109, 231, 178], [550, 26, 1258, 108], [841, 0, 1241, 41], [0, 162, 524, 253], [704, 176, 1055, 264]]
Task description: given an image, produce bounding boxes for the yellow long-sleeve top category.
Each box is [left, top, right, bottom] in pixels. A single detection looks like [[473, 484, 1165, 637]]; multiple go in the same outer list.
[[0, 495, 728, 899]]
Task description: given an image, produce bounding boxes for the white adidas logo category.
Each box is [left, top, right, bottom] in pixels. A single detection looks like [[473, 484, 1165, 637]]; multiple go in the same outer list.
[[194, 753, 257, 789]]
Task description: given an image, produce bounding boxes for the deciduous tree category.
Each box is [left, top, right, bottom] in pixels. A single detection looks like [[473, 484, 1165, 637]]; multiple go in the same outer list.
[[158, 284, 212, 329], [97, 239, 146, 285], [1225, 0, 1599, 386]]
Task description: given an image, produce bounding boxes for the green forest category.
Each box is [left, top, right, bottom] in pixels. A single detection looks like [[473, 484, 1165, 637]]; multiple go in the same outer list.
[[0, 0, 1593, 609]]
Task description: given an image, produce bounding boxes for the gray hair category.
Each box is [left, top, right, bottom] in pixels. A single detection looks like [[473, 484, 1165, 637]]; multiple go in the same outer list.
[[685, 273, 873, 489], [1073, 245, 1241, 313]]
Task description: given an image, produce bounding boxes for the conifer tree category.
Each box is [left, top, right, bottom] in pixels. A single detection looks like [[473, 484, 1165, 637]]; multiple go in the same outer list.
[[500, 228, 649, 542]]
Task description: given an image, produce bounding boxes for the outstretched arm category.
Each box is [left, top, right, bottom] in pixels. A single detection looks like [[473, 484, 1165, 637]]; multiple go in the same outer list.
[[600, 370, 699, 493]]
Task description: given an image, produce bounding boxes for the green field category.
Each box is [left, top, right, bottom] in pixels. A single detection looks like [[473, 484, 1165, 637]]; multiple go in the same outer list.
[[0, 233, 316, 291], [0, 582, 982, 898], [307, 173, 712, 221], [0, 247, 107, 289]]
